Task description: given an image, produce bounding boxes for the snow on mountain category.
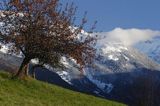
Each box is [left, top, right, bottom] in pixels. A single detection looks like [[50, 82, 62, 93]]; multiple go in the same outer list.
[[96, 28, 160, 65], [135, 36, 160, 64]]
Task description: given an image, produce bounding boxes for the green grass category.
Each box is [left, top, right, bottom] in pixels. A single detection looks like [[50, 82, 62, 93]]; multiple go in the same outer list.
[[0, 71, 126, 106]]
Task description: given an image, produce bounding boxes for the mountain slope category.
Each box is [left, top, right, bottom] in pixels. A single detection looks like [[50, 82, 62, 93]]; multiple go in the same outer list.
[[0, 71, 126, 106], [57, 37, 160, 91]]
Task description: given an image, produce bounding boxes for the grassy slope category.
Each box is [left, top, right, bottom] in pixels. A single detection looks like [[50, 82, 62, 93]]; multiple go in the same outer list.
[[0, 71, 126, 106]]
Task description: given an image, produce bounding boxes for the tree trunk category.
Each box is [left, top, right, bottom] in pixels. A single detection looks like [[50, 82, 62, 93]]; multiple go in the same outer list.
[[14, 57, 30, 78], [24, 64, 29, 76]]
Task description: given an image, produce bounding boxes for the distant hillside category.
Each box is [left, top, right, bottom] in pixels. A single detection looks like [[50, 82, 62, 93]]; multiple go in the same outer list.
[[0, 71, 126, 106]]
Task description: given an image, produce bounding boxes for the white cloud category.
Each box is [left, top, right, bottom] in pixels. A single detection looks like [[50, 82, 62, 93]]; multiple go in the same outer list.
[[97, 28, 160, 46]]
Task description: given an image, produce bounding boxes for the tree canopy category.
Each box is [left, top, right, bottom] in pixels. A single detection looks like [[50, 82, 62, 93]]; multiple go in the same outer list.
[[0, 0, 97, 77]]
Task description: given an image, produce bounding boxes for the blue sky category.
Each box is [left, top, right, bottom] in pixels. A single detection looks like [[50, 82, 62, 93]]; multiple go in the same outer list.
[[61, 0, 160, 31]]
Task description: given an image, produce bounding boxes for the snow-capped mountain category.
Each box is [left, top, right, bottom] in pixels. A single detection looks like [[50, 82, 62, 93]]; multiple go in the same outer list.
[[56, 35, 160, 105], [56, 31, 160, 90]]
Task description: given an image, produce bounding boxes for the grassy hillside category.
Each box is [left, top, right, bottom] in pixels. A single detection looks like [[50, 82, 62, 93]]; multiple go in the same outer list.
[[0, 71, 126, 106]]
